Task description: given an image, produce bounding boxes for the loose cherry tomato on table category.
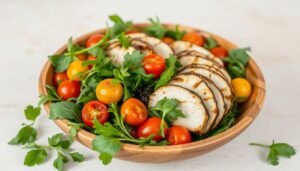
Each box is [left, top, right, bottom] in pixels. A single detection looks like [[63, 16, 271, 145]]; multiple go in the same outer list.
[[53, 72, 68, 87], [57, 80, 81, 100], [231, 78, 252, 103], [143, 54, 166, 78], [76, 54, 86, 61], [121, 98, 148, 126], [96, 79, 123, 104], [67, 61, 89, 81], [137, 117, 167, 141], [166, 126, 192, 145], [162, 37, 175, 44], [182, 32, 205, 47], [210, 47, 228, 58], [86, 34, 103, 48], [81, 100, 109, 127]]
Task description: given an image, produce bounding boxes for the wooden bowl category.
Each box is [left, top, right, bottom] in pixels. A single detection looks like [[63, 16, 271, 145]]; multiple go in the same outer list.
[[39, 24, 266, 163]]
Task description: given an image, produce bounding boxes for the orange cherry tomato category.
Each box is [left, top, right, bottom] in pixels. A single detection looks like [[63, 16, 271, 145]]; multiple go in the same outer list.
[[67, 61, 89, 81], [162, 37, 175, 44], [121, 98, 148, 126], [53, 72, 68, 87], [143, 54, 166, 78], [125, 30, 139, 34], [166, 126, 192, 145], [95, 79, 123, 104], [210, 47, 228, 58], [182, 32, 205, 46], [231, 78, 252, 102], [81, 100, 109, 127], [57, 80, 81, 100], [76, 54, 86, 61], [86, 34, 103, 48], [137, 117, 167, 141]]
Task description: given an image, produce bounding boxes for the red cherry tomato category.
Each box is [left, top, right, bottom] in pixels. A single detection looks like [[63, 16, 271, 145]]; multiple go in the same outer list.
[[53, 72, 68, 87], [76, 54, 86, 61], [162, 37, 175, 44], [121, 98, 148, 126], [166, 126, 192, 145], [125, 30, 139, 34], [182, 32, 205, 46], [137, 117, 167, 141], [57, 80, 81, 100], [143, 54, 166, 78], [86, 55, 97, 68], [86, 34, 103, 48], [81, 100, 109, 127], [210, 47, 228, 58]]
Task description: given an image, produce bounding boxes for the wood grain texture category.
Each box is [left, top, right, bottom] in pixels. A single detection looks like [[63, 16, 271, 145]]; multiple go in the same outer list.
[[38, 24, 266, 163]]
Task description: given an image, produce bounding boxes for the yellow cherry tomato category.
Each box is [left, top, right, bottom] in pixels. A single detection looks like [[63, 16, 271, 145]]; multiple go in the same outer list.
[[232, 78, 252, 102], [67, 61, 89, 81], [96, 79, 123, 104]]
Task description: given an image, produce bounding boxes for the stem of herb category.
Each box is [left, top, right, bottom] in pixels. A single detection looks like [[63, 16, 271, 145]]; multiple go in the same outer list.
[[249, 143, 269, 148]]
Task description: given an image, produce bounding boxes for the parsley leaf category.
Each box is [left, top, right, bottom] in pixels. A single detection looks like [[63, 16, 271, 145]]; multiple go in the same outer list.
[[24, 105, 41, 121], [149, 97, 185, 137], [53, 152, 68, 171], [165, 25, 186, 40], [117, 33, 131, 48], [155, 54, 181, 90], [144, 17, 166, 39], [49, 101, 81, 123], [48, 54, 73, 73], [123, 50, 145, 70], [109, 14, 132, 38], [69, 152, 85, 162], [24, 149, 48, 166], [204, 37, 218, 49], [8, 125, 37, 145], [250, 140, 296, 166], [39, 85, 62, 106]]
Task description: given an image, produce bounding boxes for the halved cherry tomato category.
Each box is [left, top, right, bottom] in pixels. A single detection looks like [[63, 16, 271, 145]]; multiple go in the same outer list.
[[76, 54, 86, 61], [96, 79, 123, 104], [53, 72, 68, 87], [57, 80, 81, 100], [143, 54, 166, 78], [182, 32, 205, 46], [137, 117, 167, 141], [166, 126, 191, 145], [231, 78, 252, 102], [121, 98, 148, 126], [210, 47, 228, 58], [86, 34, 103, 48], [82, 100, 109, 127], [67, 61, 89, 81], [162, 37, 175, 44]]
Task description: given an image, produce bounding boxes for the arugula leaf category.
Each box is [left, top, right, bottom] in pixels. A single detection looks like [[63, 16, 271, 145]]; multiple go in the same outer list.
[[204, 37, 218, 49], [118, 33, 131, 48], [109, 14, 132, 38], [223, 47, 251, 78], [8, 125, 37, 145], [123, 50, 145, 70], [149, 97, 185, 137], [144, 17, 166, 39], [24, 149, 48, 166], [48, 54, 73, 73], [155, 54, 180, 90], [49, 101, 81, 123], [24, 105, 41, 121], [69, 152, 85, 162], [92, 135, 122, 165], [53, 152, 68, 171], [250, 140, 296, 166], [165, 25, 186, 40]]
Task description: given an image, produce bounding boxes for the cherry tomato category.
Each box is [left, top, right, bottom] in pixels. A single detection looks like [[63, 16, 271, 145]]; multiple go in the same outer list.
[[121, 98, 148, 126], [125, 30, 139, 34], [137, 117, 167, 141], [67, 61, 89, 81], [96, 79, 123, 104], [210, 47, 228, 58], [57, 80, 81, 100], [86, 34, 103, 48], [166, 126, 192, 145], [53, 72, 68, 87], [162, 37, 175, 44], [81, 100, 109, 127], [86, 55, 97, 68], [143, 54, 166, 78], [232, 78, 252, 103], [76, 54, 86, 61], [182, 32, 205, 46]]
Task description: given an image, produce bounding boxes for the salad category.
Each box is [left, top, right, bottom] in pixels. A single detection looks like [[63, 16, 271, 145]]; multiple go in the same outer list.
[[41, 15, 252, 164]]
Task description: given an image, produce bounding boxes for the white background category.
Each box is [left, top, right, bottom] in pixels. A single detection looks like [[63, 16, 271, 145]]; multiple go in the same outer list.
[[1, 0, 300, 170]]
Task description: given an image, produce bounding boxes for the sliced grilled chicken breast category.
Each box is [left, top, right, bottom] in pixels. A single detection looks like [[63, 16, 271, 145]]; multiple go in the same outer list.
[[148, 85, 209, 135], [171, 41, 223, 65], [106, 43, 135, 66], [180, 66, 233, 113], [169, 74, 218, 133]]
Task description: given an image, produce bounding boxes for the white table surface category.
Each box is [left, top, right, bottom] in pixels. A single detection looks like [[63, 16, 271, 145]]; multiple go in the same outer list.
[[1, 0, 300, 170]]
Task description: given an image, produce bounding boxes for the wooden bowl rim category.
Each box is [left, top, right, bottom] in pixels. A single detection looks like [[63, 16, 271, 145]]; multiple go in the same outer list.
[[39, 23, 266, 153]]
